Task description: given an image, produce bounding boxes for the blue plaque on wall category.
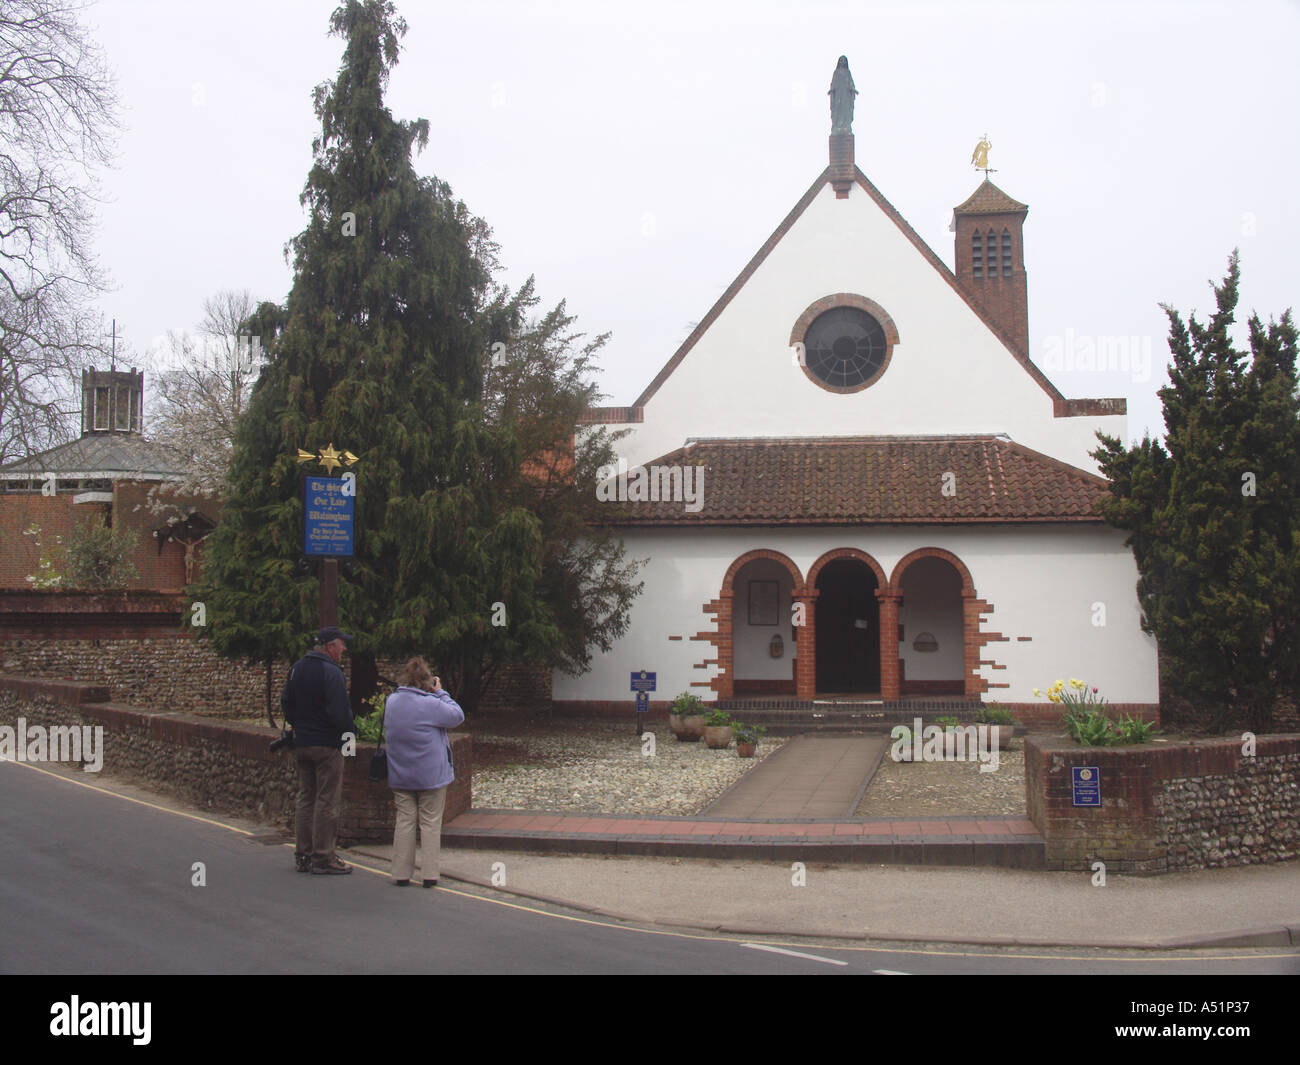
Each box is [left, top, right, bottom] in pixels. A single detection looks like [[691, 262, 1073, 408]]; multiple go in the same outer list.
[[1071, 765, 1101, 807]]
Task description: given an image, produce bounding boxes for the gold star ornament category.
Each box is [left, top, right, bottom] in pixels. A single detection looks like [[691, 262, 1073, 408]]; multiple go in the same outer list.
[[318, 443, 343, 473]]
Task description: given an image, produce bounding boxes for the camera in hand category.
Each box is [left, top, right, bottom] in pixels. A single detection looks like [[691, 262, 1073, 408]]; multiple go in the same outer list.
[[269, 729, 295, 753]]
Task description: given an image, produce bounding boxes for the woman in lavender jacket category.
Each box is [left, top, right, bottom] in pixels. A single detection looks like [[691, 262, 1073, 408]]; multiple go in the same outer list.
[[384, 657, 465, 888]]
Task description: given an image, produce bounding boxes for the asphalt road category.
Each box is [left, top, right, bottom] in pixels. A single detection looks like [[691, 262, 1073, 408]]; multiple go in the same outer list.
[[2, 760, 1297, 979]]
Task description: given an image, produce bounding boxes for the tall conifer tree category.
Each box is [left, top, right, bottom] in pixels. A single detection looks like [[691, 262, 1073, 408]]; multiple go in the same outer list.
[[1093, 253, 1300, 731], [197, 1, 609, 708]]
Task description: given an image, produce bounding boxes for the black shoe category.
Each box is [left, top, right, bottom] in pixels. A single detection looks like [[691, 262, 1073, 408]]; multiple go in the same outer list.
[[422, 879, 438, 889], [311, 856, 353, 875], [295, 854, 312, 874], [393, 879, 410, 886]]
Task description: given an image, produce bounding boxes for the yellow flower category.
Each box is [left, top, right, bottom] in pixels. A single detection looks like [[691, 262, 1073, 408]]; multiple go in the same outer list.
[[1070, 678, 1084, 689], [1033, 688, 1042, 697]]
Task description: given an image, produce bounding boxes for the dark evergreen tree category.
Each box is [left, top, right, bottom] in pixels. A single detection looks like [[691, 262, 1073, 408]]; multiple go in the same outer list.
[[196, 0, 640, 711], [1093, 252, 1300, 732]]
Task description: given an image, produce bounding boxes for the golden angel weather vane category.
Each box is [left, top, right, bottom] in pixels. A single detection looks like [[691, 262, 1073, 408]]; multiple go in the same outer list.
[[971, 133, 994, 175]]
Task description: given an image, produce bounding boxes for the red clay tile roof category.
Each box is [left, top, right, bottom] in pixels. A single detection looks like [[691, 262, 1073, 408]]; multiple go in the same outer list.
[[596, 435, 1107, 525], [952, 178, 1028, 216]]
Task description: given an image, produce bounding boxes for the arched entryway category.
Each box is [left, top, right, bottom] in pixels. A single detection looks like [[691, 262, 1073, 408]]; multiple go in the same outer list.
[[813, 557, 880, 693], [731, 555, 800, 694], [889, 549, 975, 697]]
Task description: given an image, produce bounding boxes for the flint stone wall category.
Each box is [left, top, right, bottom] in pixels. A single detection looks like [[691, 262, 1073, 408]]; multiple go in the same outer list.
[[1025, 732, 1300, 875], [1, 632, 550, 719], [0, 674, 471, 843]]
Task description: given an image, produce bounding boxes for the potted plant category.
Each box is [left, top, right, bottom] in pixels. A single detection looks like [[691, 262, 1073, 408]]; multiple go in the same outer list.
[[934, 714, 962, 758], [668, 692, 706, 742], [702, 708, 734, 749], [731, 721, 766, 757], [974, 702, 1017, 749]]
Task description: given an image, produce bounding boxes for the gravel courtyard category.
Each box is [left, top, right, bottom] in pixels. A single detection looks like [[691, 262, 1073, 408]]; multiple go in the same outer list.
[[467, 718, 1027, 818], [467, 718, 784, 816]]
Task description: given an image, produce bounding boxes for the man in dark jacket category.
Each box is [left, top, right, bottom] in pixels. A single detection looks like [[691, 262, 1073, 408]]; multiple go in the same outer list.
[[281, 626, 357, 875]]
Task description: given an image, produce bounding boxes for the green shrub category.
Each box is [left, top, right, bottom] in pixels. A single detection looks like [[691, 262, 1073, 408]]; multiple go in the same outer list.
[[976, 704, 1014, 725], [1063, 706, 1117, 746], [64, 522, 138, 590], [355, 690, 387, 742], [703, 708, 733, 727], [731, 722, 766, 744], [671, 692, 705, 716], [1115, 713, 1158, 744], [934, 714, 960, 730]]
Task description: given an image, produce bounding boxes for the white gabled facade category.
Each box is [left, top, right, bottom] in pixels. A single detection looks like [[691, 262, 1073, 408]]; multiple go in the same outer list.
[[560, 60, 1159, 719]]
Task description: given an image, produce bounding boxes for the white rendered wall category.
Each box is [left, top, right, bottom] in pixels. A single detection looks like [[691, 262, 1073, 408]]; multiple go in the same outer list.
[[552, 525, 1159, 707], [593, 182, 1124, 475]]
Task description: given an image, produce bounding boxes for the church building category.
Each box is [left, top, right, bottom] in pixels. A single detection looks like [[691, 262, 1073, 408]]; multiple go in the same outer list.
[[555, 58, 1160, 720]]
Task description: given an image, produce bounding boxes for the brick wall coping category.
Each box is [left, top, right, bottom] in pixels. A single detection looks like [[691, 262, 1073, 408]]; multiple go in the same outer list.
[[0, 589, 186, 614], [1, 670, 470, 762], [1025, 731, 1300, 777], [0, 674, 111, 704]]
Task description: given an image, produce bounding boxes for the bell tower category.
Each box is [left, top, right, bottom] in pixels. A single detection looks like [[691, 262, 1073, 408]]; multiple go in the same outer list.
[[952, 177, 1030, 360], [81, 367, 144, 436]]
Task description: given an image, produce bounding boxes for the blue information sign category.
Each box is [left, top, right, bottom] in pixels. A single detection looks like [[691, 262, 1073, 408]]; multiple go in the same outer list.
[[630, 671, 656, 693], [1071, 766, 1101, 807], [304, 476, 354, 557], [635, 691, 649, 712]]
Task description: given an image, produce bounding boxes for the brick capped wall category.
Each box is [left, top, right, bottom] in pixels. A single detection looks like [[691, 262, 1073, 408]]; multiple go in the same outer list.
[[0, 674, 471, 843], [1025, 732, 1300, 874], [0, 598, 551, 719], [0, 482, 217, 592]]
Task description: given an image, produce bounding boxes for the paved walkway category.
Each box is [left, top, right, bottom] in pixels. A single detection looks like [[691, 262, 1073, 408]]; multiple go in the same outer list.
[[346, 840, 1300, 951], [447, 734, 1039, 866], [702, 735, 886, 818]]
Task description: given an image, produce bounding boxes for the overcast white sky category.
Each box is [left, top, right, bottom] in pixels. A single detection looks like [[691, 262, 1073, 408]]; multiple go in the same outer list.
[[86, 0, 1299, 444]]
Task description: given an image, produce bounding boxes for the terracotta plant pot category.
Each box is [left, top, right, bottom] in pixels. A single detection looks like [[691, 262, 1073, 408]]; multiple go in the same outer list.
[[670, 713, 705, 741], [736, 741, 757, 758], [703, 725, 732, 749]]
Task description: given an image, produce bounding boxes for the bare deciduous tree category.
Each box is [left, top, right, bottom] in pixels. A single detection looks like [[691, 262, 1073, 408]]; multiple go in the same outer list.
[[148, 289, 266, 494], [0, 0, 120, 463]]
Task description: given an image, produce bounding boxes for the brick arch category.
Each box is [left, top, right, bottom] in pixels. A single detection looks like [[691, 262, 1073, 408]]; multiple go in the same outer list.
[[889, 547, 974, 594], [700, 550, 806, 702], [888, 547, 992, 699], [807, 547, 888, 593], [721, 549, 804, 594], [803, 548, 890, 699]]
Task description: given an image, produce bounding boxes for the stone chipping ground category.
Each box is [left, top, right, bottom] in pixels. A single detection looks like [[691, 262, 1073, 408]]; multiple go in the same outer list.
[[853, 745, 1026, 817], [468, 719, 1028, 818], [468, 719, 784, 816]]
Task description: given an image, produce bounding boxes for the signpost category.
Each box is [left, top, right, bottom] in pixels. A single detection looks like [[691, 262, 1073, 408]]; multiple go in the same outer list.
[[631, 671, 655, 734], [295, 444, 359, 627]]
